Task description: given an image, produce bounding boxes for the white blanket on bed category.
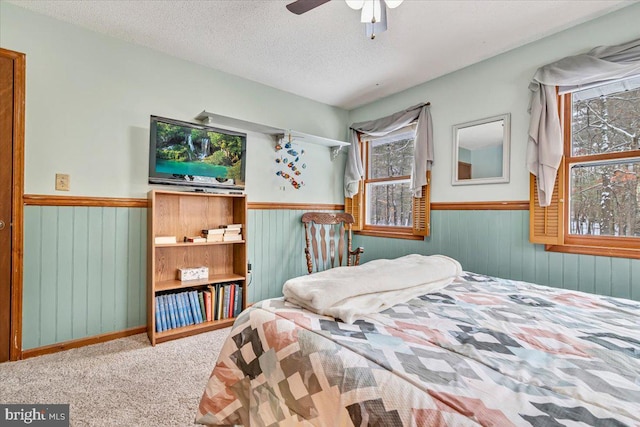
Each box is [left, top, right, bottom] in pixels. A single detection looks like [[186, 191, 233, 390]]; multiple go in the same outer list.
[[283, 254, 462, 323]]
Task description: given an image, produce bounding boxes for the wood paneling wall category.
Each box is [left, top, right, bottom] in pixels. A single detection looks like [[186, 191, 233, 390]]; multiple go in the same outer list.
[[22, 205, 639, 350], [354, 210, 640, 301], [247, 209, 327, 302], [23, 206, 146, 350], [21, 204, 326, 349]]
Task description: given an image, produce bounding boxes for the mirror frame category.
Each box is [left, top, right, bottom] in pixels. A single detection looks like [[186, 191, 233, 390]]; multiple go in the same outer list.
[[451, 113, 510, 186]]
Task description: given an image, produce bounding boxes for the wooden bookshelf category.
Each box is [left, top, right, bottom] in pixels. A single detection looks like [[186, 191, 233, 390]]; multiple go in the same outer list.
[[147, 189, 247, 346]]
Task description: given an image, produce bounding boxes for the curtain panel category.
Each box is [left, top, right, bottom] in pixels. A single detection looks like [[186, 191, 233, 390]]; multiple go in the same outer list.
[[528, 37, 640, 207], [344, 103, 432, 198]]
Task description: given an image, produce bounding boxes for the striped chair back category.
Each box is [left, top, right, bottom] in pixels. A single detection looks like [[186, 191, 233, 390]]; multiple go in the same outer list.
[[301, 212, 363, 274]]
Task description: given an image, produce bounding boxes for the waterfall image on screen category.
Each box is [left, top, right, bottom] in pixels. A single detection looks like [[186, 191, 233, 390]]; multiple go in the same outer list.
[[149, 116, 246, 190]]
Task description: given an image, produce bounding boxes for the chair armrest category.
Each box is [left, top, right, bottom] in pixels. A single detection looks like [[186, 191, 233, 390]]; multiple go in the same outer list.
[[349, 247, 364, 266], [349, 247, 364, 255]]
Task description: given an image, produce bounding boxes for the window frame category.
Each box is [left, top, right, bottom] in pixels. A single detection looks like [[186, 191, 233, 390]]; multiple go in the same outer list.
[[355, 129, 426, 240], [545, 90, 640, 259]]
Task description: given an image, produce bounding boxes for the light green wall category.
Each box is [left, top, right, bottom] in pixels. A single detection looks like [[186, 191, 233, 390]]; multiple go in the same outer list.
[[348, 2, 640, 204], [0, 1, 348, 202]]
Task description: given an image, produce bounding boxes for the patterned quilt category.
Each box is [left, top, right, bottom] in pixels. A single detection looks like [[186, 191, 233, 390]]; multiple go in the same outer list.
[[196, 272, 640, 426]]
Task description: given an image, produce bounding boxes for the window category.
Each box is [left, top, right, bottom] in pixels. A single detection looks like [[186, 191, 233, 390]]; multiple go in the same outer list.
[[532, 75, 640, 258], [345, 126, 429, 240], [365, 128, 414, 227]]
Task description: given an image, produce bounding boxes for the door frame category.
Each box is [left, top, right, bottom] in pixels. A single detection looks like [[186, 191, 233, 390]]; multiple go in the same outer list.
[[1, 47, 25, 361]]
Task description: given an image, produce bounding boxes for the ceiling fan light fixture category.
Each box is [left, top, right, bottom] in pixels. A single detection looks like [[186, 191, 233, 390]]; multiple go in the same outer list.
[[360, 0, 382, 23], [365, 2, 386, 38], [384, 0, 404, 9], [345, 0, 365, 10], [282, 0, 400, 39]]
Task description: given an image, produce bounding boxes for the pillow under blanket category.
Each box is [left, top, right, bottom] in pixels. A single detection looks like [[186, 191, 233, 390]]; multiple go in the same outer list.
[[283, 254, 462, 323]]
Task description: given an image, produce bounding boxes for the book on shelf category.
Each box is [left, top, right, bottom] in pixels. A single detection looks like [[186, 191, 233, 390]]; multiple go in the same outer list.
[[173, 293, 185, 328], [155, 296, 164, 333], [223, 234, 243, 242], [166, 294, 178, 329], [185, 291, 196, 324], [157, 295, 168, 332], [202, 228, 225, 235], [198, 292, 207, 322], [175, 292, 187, 327], [222, 228, 242, 235], [226, 284, 234, 319], [223, 284, 232, 319], [217, 285, 224, 321], [205, 234, 223, 243], [210, 284, 220, 321], [184, 236, 207, 243], [154, 236, 177, 244], [203, 290, 212, 322], [189, 291, 203, 324], [219, 224, 243, 230], [184, 292, 196, 325], [182, 292, 194, 325], [195, 290, 205, 323], [165, 295, 173, 330], [234, 284, 243, 317]]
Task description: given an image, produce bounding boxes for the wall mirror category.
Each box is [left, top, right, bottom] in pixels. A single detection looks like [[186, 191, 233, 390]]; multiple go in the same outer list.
[[452, 113, 510, 185]]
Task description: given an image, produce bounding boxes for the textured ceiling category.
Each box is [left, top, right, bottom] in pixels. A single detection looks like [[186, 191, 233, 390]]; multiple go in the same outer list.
[[7, 0, 634, 110]]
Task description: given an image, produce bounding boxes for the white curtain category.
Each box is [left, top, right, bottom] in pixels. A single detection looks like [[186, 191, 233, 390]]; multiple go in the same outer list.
[[528, 37, 640, 207], [344, 103, 432, 198]]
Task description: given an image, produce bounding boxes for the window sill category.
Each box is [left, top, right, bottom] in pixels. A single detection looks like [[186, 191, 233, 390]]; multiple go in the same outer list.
[[355, 229, 425, 241], [545, 244, 640, 260]]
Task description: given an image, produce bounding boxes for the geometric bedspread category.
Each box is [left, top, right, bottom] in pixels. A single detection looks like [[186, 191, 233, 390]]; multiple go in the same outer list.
[[196, 272, 640, 426]]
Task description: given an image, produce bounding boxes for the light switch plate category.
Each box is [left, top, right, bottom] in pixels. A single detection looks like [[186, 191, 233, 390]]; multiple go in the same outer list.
[[55, 173, 70, 191]]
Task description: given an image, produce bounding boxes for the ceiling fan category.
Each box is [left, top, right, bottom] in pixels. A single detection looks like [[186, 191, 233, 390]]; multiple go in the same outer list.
[[286, 0, 332, 15], [286, 0, 404, 39]]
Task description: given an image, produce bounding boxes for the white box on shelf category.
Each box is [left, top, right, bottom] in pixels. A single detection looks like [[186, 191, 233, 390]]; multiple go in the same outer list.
[[178, 266, 209, 281], [155, 236, 177, 244]]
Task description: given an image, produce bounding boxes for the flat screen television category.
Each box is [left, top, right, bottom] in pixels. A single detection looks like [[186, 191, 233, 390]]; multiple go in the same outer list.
[[148, 115, 246, 191]]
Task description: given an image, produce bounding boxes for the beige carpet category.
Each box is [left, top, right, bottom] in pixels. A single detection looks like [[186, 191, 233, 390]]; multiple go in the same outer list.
[[0, 328, 231, 426]]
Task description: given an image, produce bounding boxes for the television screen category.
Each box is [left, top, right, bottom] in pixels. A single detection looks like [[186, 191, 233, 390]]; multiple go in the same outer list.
[[148, 116, 246, 190]]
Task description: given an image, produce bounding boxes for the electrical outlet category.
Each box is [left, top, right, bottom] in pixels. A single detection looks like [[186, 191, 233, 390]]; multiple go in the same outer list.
[[55, 173, 70, 191]]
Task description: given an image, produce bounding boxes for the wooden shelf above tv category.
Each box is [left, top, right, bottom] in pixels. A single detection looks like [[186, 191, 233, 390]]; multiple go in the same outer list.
[[194, 110, 349, 159]]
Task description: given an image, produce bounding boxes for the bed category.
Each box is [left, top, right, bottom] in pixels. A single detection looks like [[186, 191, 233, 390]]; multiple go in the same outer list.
[[195, 255, 640, 426]]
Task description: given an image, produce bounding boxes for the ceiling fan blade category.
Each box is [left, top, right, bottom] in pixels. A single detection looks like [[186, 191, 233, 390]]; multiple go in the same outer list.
[[286, 0, 331, 15]]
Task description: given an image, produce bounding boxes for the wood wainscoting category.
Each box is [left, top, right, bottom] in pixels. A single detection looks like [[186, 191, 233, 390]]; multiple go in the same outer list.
[[20, 195, 345, 357], [22, 195, 568, 357]]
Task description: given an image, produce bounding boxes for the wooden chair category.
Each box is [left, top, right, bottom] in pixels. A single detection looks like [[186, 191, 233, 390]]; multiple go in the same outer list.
[[301, 212, 364, 274]]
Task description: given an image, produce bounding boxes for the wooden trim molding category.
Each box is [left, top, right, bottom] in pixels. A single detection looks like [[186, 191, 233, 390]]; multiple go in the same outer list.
[[546, 244, 640, 260], [431, 201, 529, 210], [22, 198, 531, 212], [247, 202, 344, 210], [23, 196, 345, 211], [356, 229, 425, 240], [23, 194, 148, 208], [3, 48, 26, 361], [21, 326, 147, 360]]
